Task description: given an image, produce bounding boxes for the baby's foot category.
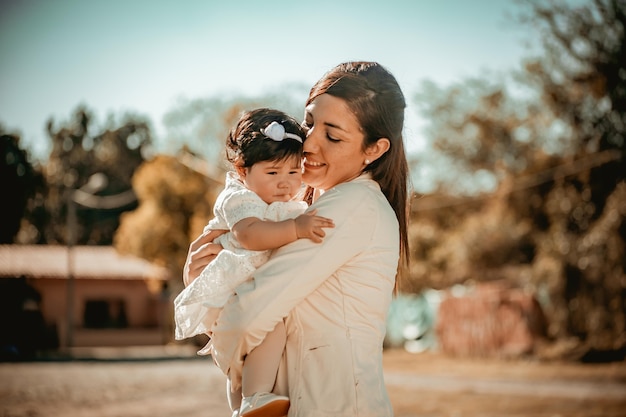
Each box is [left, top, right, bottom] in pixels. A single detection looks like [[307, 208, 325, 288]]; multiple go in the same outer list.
[[239, 392, 289, 417]]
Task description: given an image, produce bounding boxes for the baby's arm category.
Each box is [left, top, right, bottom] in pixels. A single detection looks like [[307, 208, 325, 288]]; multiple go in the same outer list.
[[233, 209, 334, 251]]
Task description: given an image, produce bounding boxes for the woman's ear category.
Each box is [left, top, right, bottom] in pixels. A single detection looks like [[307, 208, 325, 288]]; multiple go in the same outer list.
[[365, 138, 391, 163]]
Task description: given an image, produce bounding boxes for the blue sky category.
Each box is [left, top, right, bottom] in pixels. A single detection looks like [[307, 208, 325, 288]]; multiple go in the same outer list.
[[1, 0, 546, 160]]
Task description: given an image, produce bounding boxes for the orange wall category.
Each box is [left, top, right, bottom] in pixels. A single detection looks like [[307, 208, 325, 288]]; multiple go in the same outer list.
[[27, 278, 167, 329]]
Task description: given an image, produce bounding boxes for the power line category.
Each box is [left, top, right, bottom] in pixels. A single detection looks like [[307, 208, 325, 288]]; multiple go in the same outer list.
[[411, 150, 623, 212]]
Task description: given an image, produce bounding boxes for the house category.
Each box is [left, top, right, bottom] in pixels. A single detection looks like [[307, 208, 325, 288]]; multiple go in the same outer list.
[[0, 244, 172, 354]]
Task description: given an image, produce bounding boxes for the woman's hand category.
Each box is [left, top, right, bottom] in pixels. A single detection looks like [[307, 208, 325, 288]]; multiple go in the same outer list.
[[183, 229, 226, 287]]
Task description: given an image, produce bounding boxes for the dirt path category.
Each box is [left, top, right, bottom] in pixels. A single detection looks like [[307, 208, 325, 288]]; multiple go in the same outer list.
[[383, 349, 626, 417], [1, 349, 625, 417], [385, 372, 625, 399]]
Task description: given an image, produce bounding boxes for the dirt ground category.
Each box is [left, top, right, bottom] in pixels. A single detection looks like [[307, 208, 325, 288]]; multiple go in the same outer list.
[[1, 348, 625, 417]]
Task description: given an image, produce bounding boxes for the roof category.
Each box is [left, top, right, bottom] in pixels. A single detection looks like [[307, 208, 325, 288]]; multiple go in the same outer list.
[[0, 245, 170, 281]]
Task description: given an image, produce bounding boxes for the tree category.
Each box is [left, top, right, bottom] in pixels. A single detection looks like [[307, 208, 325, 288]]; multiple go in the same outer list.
[[116, 96, 307, 280], [161, 88, 307, 168], [114, 151, 222, 289], [0, 127, 43, 243], [408, 0, 626, 358], [518, 0, 626, 356], [21, 106, 153, 245]]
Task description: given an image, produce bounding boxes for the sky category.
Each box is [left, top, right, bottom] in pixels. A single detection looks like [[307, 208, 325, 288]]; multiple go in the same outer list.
[[0, 0, 545, 162]]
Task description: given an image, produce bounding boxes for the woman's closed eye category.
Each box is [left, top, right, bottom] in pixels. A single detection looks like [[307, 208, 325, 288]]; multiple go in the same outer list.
[[326, 134, 340, 143], [303, 115, 340, 142]]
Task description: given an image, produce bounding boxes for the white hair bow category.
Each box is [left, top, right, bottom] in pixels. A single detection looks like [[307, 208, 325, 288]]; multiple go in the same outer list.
[[261, 121, 303, 143]]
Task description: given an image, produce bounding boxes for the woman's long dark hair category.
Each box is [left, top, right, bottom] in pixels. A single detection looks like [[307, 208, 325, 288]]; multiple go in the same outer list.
[[306, 62, 410, 281]]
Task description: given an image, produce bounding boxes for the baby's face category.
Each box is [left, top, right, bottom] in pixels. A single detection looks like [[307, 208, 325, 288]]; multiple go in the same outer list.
[[241, 155, 303, 204]]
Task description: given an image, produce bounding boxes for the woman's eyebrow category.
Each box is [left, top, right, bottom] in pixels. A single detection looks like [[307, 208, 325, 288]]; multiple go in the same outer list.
[[324, 121, 348, 132], [306, 109, 349, 133]]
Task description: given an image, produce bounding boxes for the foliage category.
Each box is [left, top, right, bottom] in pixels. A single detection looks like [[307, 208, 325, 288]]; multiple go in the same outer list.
[[14, 90, 304, 285], [117, 96, 307, 280], [161, 87, 307, 167], [115, 97, 293, 281], [522, 0, 626, 156], [407, 0, 626, 356], [114, 152, 222, 289], [413, 77, 537, 194], [0, 127, 43, 243], [18, 106, 152, 245]]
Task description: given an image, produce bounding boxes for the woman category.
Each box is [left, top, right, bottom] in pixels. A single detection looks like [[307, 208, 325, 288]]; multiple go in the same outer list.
[[184, 61, 410, 416]]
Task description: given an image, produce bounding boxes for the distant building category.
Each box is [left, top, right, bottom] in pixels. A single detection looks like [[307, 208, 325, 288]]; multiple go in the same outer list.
[[0, 245, 172, 355]]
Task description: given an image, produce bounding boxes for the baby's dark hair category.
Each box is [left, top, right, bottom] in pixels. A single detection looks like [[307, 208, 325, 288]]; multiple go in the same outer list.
[[226, 108, 305, 168]]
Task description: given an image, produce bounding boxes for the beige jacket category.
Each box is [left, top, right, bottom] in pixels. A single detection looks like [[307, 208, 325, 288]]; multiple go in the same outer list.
[[211, 174, 399, 416]]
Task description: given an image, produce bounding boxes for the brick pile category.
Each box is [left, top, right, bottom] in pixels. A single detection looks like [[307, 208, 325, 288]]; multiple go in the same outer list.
[[435, 282, 547, 358]]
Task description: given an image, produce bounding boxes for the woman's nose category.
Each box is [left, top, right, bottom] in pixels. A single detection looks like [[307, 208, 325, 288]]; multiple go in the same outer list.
[[303, 127, 319, 152]]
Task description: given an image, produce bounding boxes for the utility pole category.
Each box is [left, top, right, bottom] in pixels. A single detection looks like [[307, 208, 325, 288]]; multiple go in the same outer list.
[[64, 174, 136, 349]]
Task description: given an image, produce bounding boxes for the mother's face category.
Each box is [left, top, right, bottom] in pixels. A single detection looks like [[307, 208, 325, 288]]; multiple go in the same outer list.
[[302, 94, 368, 191]]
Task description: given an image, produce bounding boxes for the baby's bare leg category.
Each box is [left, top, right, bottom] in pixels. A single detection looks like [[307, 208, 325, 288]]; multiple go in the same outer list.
[[241, 321, 286, 396], [227, 378, 242, 411]]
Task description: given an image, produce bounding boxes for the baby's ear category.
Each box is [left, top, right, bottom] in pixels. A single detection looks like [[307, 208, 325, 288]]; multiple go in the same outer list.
[[234, 164, 247, 180]]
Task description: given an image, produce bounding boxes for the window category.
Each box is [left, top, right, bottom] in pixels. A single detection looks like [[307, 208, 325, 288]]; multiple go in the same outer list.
[[83, 299, 128, 328]]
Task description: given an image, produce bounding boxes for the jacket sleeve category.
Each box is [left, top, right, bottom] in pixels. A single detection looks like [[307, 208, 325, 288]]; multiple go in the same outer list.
[[210, 183, 378, 379]]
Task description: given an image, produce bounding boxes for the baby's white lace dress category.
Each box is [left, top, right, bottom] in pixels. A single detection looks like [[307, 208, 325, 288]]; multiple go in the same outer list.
[[173, 171, 307, 341]]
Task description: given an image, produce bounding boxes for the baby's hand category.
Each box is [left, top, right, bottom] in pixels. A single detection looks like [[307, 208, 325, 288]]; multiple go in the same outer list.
[[294, 209, 335, 243]]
